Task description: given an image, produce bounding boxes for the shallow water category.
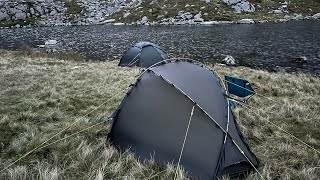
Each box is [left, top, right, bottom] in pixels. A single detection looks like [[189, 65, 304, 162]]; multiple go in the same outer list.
[[0, 20, 319, 75]]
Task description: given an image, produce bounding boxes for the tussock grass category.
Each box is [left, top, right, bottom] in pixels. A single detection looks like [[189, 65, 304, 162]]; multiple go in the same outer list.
[[213, 65, 320, 179], [0, 50, 319, 179]]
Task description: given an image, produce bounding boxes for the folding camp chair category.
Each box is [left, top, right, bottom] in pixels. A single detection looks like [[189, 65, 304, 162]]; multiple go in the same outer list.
[[224, 76, 255, 104]]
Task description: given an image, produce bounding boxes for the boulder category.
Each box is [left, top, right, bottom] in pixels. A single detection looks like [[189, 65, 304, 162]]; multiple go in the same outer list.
[[293, 56, 308, 63], [200, 21, 220, 25], [222, 0, 242, 5], [194, 12, 202, 19], [15, 11, 27, 20], [49, 10, 57, 16], [312, 13, 320, 19], [0, 12, 9, 21], [140, 16, 148, 24], [272, 9, 284, 14], [30, 8, 35, 15], [35, 6, 44, 15], [239, 18, 255, 24], [123, 12, 131, 18], [221, 55, 239, 66], [114, 22, 125, 25], [232, 1, 255, 13]]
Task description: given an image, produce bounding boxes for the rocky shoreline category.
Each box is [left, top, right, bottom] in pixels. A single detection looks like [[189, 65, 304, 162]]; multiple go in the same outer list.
[[0, 0, 320, 28]]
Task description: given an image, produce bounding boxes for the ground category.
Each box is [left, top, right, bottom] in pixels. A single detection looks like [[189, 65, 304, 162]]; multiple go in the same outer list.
[[0, 50, 319, 179]]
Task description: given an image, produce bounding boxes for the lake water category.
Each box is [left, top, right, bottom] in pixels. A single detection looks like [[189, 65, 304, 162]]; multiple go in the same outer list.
[[0, 20, 319, 75]]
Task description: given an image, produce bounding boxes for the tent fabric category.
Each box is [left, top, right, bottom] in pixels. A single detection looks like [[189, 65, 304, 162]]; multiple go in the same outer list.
[[118, 42, 169, 68], [109, 60, 259, 179], [225, 76, 255, 98]]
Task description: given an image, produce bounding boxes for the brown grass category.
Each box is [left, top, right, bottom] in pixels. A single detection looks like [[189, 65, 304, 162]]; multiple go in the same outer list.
[[0, 50, 319, 179]]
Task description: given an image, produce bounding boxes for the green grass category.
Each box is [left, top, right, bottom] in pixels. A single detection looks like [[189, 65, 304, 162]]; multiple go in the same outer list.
[[0, 50, 319, 179]]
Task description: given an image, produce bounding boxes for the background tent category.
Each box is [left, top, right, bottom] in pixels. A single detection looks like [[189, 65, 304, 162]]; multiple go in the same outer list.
[[109, 60, 259, 179], [118, 42, 169, 68]]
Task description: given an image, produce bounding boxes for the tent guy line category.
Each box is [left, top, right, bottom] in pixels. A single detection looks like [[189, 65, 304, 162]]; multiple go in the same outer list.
[[110, 60, 260, 179], [0, 88, 129, 174], [174, 105, 195, 180], [223, 79, 286, 107], [229, 99, 320, 155]]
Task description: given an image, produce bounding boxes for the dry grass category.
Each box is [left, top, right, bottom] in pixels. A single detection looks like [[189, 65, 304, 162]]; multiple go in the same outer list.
[[213, 65, 320, 179], [0, 50, 319, 179]]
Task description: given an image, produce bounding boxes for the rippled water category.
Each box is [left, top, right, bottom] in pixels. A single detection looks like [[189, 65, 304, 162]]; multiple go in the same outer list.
[[1, 20, 320, 75]]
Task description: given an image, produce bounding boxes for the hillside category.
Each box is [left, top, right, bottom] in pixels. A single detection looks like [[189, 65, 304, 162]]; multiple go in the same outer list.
[[1, 0, 320, 27], [0, 50, 319, 179]]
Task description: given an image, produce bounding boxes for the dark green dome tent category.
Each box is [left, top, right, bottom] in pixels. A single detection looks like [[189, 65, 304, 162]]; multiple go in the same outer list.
[[109, 60, 259, 179], [118, 42, 169, 68]]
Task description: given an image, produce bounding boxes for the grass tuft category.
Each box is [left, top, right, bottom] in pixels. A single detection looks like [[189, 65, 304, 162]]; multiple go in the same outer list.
[[0, 50, 319, 179]]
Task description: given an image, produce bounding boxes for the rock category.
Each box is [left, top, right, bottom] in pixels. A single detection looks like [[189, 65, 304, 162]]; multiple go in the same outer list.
[[206, 0, 211, 3], [312, 13, 320, 19], [232, 1, 255, 13], [15, 11, 27, 20], [222, 55, 239, 66], [113, 22, 125, 25], [103, 19, 115, 23], [123, 12, 131, 18], [45, 40, 58, 49], [239, 18, 255, 24], [194, 12, 202, 19], [49, 10, 57, 16], [200, 21, 220, 25], [272, 9, 284, 14], [200, 6, 206, 10], [222, 0, 242, 5], [293, 56, 308, 63], [0, 12, 9, 21], [140, 16, 148, 24], [185, 4, 190, 8], [157, 15, 164, 19]]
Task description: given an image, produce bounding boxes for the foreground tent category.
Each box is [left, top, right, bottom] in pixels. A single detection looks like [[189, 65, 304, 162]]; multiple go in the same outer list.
[[109, 60, 259, 179], [118, 42, 169, 68]]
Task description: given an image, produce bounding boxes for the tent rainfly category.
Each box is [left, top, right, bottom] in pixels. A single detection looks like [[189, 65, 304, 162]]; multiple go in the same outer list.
[[118, 42, 169, 68], [109, 60, 259, 179]]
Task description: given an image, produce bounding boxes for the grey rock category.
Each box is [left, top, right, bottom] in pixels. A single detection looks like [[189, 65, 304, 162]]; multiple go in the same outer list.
[[0, 11, 9, 21], [140, 16, 148, 24], [123, 12, 130, 18], [30, 7, 35, 15], [312, 13, 320, 19], [222, 0, 242, 5], [35, 6, 43, 15], [194, 12, 202, 19], [49, 10, 57, 16], [113, 22, 125, 25], [239, 18, 255, 24], [272, 9, 284, 14], [15, 4, 26, 12], [293, 56, 308, 63], [222, 55, 238, 66], [200, 21, 220, 25], [15, 10, 27, 20], [232, 1, 255, 13]]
